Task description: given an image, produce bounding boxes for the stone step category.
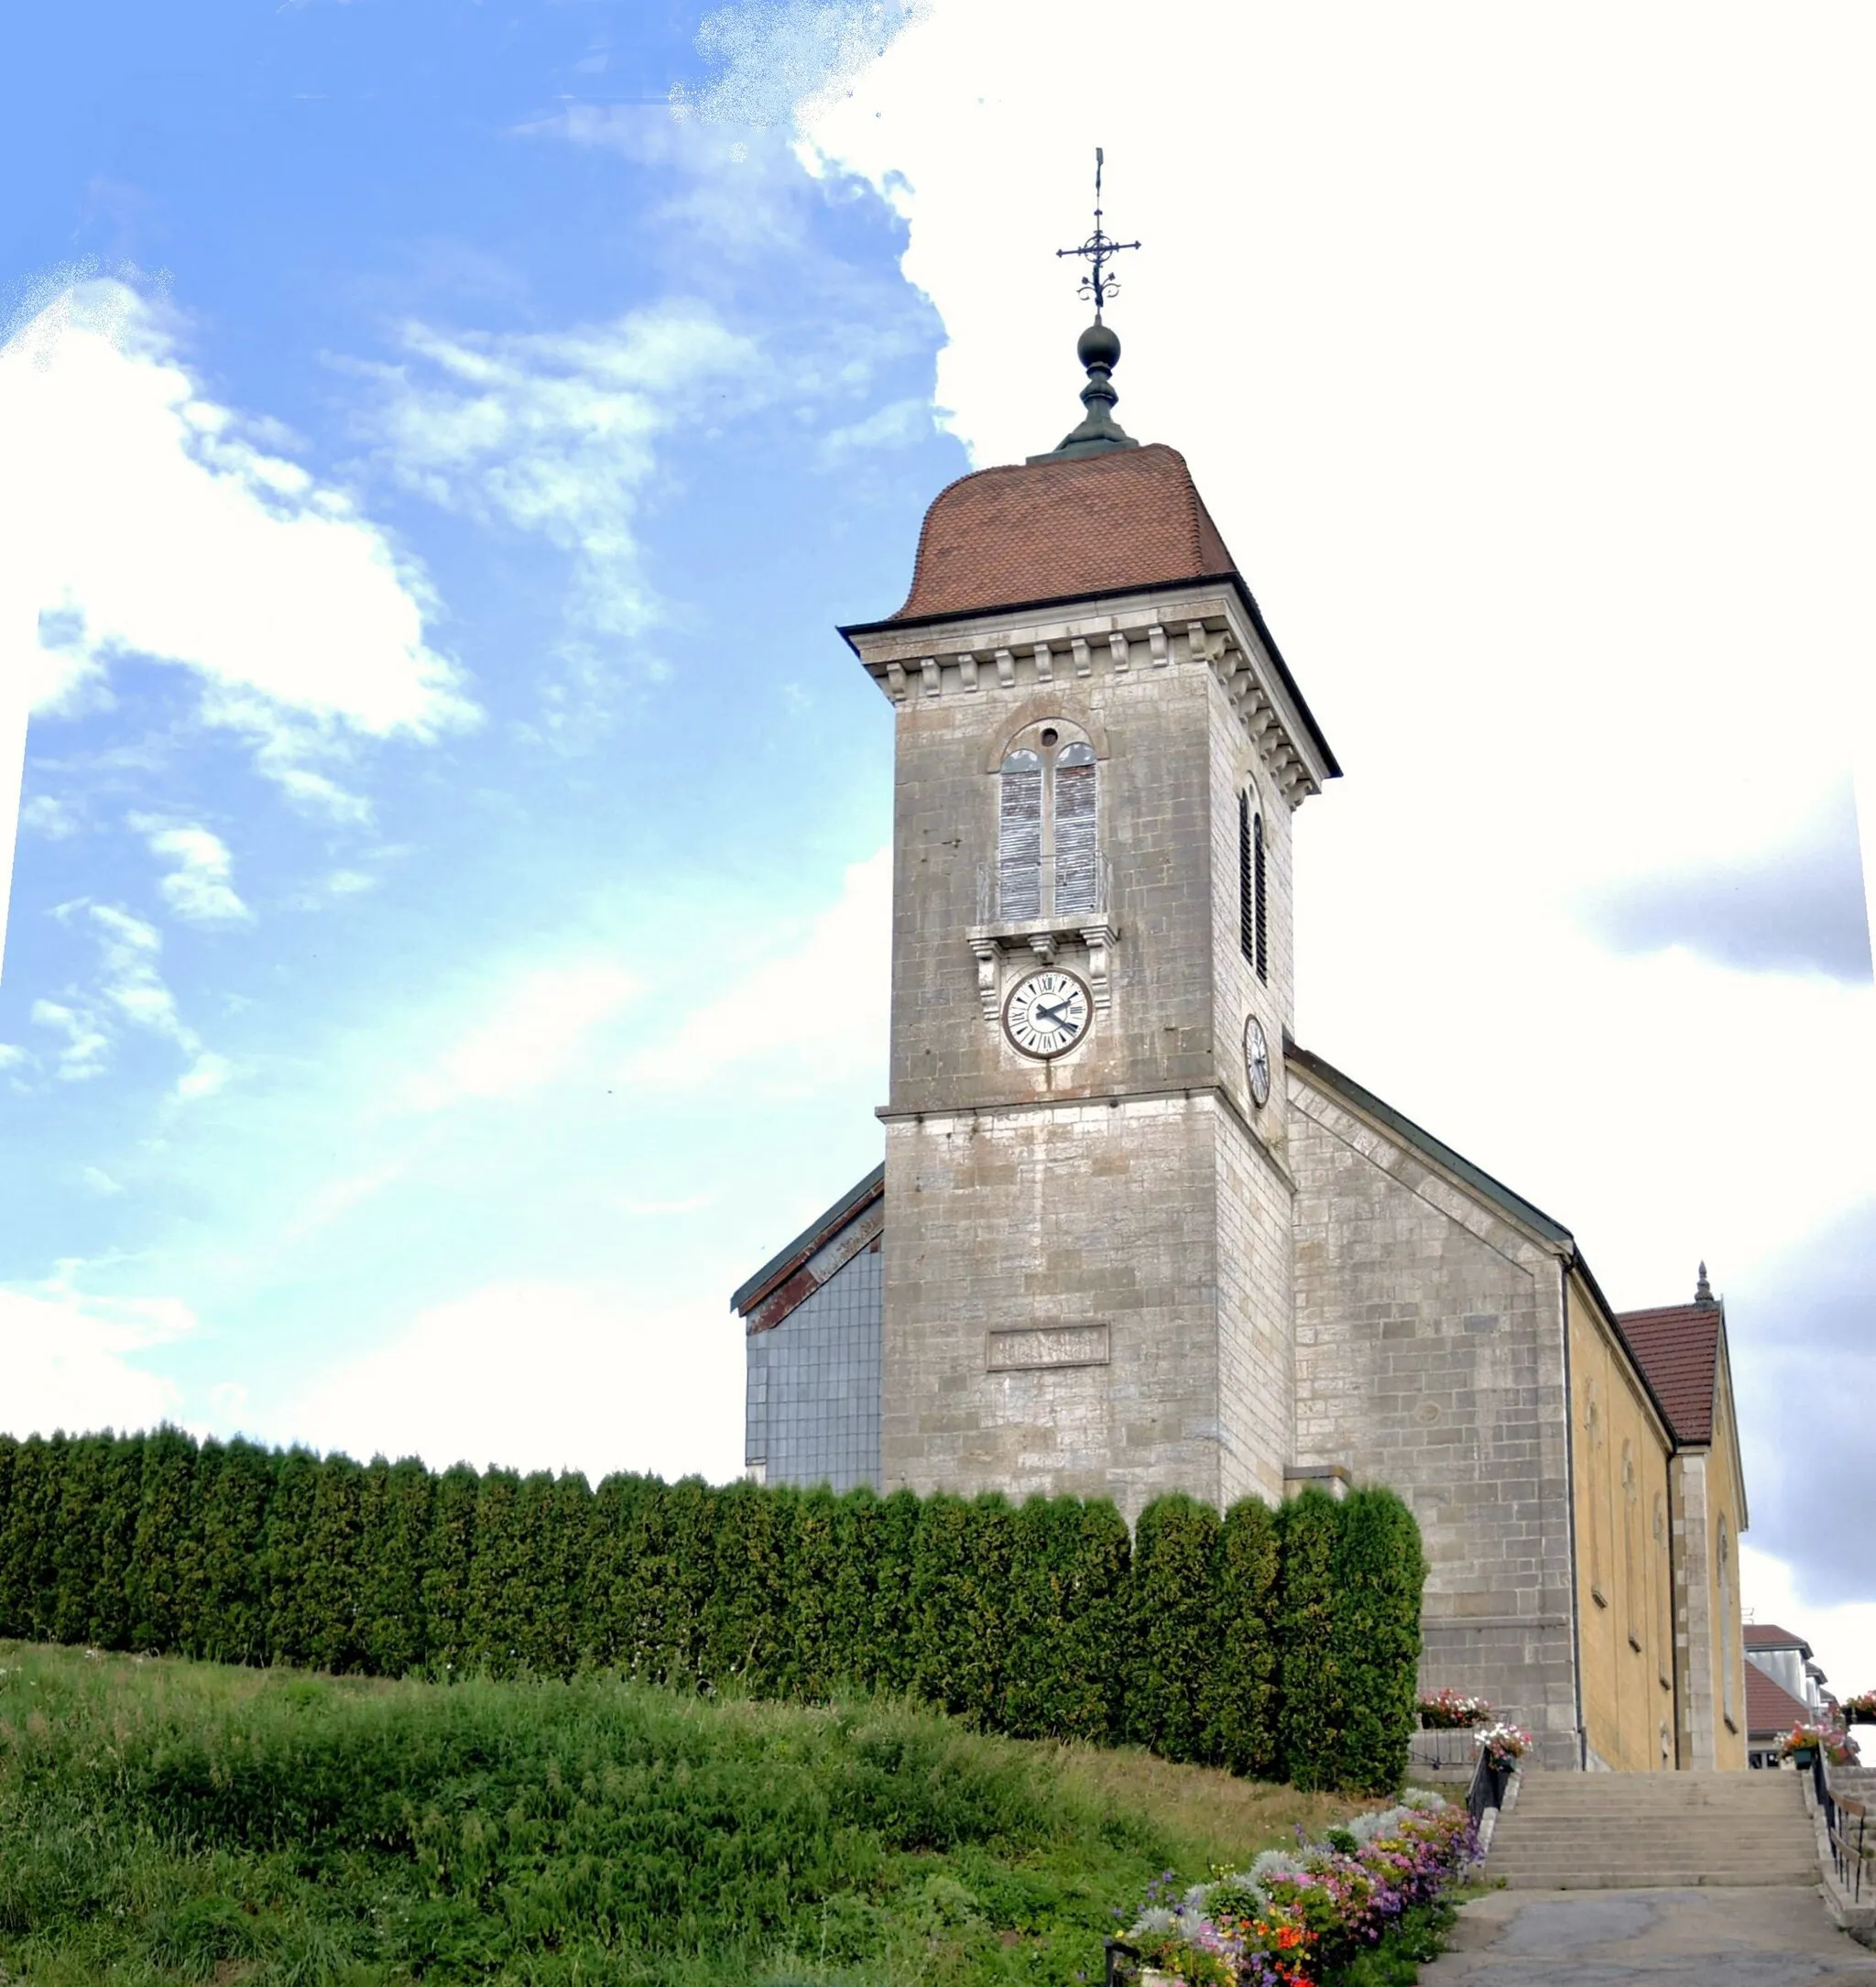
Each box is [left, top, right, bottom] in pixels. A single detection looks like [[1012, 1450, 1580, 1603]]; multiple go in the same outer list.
[[1497, 1868, 1822, 1890], [1510, 1792, 1804, 1811], [1497, 1829, 1813, 1843], [1485, 1764, 1823, 1894]]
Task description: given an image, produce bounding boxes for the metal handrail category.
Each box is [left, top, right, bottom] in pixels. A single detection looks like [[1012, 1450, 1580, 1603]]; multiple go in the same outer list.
[[1813, 1749, 1870, 1904], [1467, 1748, 1511, 1832], [1103, 1936, 1140, 1987]]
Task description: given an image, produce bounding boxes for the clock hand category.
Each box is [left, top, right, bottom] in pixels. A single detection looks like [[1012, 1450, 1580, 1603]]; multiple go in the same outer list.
[[1032, 999, 1075, 1027]]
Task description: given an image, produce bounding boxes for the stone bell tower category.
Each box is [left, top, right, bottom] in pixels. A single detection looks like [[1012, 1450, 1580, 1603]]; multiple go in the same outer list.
[[840, 300, 1339, 1519]]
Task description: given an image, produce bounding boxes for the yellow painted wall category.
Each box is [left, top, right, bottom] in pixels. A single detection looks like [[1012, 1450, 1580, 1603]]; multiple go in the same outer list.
[[1568, 1272, 1677, 1770], [1702, 1344, 1750, 1770]]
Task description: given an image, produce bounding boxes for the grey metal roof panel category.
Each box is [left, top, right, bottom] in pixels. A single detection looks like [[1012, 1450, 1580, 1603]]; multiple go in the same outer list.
[[731, 1163, 885, 1317]]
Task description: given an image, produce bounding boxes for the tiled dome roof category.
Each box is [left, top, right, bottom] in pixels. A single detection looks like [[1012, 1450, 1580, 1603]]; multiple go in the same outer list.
[[891, 442, 1237, 623]]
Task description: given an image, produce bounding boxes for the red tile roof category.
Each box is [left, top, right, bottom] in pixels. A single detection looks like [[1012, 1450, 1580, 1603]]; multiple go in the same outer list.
[[1745, 1658, 1814, 1739], [1745, 1623, 1810, 1652], [1615, 1302, 1721, 1444], [891, 442, 1237, 622]]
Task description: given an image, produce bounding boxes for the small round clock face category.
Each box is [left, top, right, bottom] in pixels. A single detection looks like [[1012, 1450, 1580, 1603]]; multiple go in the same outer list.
[[1244, 1014, 1271, 1108], [1003, 968, 1092, 1060]]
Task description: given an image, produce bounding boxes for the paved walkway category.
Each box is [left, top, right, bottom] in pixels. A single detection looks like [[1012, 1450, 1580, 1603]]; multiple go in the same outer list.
[[1420, 1885, 1876, 1985]]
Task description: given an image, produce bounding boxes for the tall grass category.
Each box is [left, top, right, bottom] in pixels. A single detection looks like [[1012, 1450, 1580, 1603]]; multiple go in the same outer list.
[[0, 1643, 1353, 1987]]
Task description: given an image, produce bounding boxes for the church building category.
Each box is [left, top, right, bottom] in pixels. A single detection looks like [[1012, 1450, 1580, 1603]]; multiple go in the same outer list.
[[730, 304, 1750, 1775]]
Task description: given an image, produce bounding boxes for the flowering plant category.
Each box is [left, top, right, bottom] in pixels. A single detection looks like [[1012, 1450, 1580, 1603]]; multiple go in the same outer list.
[[1473, 1721, 1532, 1768], [1843, 1691, 1876, 1723], [1418, 1688, 1491, 1730], [1779, 1722, 1860, 1765], [1122, 1793, 1478, 1986]]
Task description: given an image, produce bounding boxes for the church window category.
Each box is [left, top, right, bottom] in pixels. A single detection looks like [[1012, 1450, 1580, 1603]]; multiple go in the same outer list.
[[998, 728, 1099, 920], [1622, 1444, 1642, 1653], [1238, 793, 1254, 966], [1583, 1382, 1607, 1607], [1238, 792, 1268, 980], [1054, 743, 1099, 913], [998, 748, 1043, 919], [1654, 1492, 1674, 1691], [1718, 1516, 1739, 1730]]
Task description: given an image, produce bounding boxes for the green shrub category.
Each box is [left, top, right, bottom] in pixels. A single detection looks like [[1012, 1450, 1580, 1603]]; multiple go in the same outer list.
[[1203, 1495, 1280, 1777], [130, 1426, 198, 1654], [196, 1438, 277, 1665], [1275, 1489, 1343, 1790], [421, 1462, 478, 1671], [1324, 1487, 1424, 1795], [1000, 1496, 1129, 1742], [0, 1424, 1428, 1790], [910, 1492, 1014, 1726], [1127, 1494, 1222, 1763]]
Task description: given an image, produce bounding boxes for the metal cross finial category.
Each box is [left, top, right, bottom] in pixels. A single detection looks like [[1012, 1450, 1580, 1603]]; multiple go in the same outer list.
[[1056, 147, 1140, 320]]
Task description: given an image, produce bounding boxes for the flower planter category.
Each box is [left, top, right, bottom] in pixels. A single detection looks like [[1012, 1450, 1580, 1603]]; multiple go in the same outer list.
[[1789, 1747, 1818, 1768]]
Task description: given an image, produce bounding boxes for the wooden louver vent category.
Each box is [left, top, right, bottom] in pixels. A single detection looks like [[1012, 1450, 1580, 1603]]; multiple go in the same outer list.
[[1253, 808, 1268, 983], [1053, 744, 1098, 914], [1238, 792, 1256, 966], [998, 749, 1043, 919]]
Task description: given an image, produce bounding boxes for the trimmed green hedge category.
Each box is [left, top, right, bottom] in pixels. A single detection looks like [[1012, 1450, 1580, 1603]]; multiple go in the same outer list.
[[0, 1428, 1423, 1792]]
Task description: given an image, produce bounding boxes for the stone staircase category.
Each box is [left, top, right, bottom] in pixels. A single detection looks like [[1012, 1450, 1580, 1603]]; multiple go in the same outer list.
[[1488, 1769, 1820, 1889]]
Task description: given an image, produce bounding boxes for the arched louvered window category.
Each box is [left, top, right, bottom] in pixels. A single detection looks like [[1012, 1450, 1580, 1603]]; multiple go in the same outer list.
[[1238, 792, 1255, 966], [998, 748, 1043, 919], [1054, 742, 1098, 913], [1253, 807, 1268, 983], [998, 728, 1099, 919]]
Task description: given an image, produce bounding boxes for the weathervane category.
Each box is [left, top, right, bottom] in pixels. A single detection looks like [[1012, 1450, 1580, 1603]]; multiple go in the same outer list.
[[1056, 147, 1140, 321]]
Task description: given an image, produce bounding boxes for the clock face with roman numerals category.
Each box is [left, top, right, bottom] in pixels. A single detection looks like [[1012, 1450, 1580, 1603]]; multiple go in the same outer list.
[[1002, 968, 1092, 1059], [1245, 1014, 1271, 1108]]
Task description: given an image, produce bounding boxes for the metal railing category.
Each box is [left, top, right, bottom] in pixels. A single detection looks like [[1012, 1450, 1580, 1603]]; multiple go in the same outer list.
[[1812, 1748, 1871, 1904], [1102, 1937, 1140, 1987], [1467, 1747, 1511, 1831]]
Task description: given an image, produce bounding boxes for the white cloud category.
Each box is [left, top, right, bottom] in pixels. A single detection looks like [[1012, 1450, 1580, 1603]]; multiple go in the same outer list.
[[86, 903, 182, 1039], [127, 815, 252, 924], [31, 998, 111, 1082], [622, 847, 888, 1094], [672, 0, 930, 130], [356, 304, 755, 637], [174, 1051, 232, 1102], [284, 1279, 742, 1481], [1742, 1541, 1876, 1710], [817, 394, 931, 466], [20, 794, 79, 840], [0, 1276, 194, 1440], [288, 1159, 409, 1239], [33, 900, 233, 1098], [81, 1166, 123, 1196], [401, 959, 641, 1112], [0, 277, 475, 775]]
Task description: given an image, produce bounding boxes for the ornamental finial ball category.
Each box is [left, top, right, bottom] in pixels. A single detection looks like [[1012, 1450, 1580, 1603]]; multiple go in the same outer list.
[[1077, 320, 1121, 371]]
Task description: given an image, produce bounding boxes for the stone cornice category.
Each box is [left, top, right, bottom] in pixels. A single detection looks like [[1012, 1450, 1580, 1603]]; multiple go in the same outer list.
[[844, 583, 1334, 808]]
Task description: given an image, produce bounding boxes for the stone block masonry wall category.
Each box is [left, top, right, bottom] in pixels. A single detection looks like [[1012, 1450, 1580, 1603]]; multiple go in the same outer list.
[[885, 650, 1222, 1116], [1288, 1069, 1582, 1769], [746, 1242, 882, 1492], [1215, 1103, 1294, 1509], [882, 1095, 1231, 1520]]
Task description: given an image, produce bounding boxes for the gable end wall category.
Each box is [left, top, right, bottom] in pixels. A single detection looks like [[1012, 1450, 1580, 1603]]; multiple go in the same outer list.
[[1287, 1067, 1580, 1768]]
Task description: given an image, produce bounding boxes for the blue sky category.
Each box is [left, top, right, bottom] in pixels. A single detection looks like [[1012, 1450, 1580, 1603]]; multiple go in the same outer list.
[[5, 0, 1876, 1679], [2, 0, 954, 1479]]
